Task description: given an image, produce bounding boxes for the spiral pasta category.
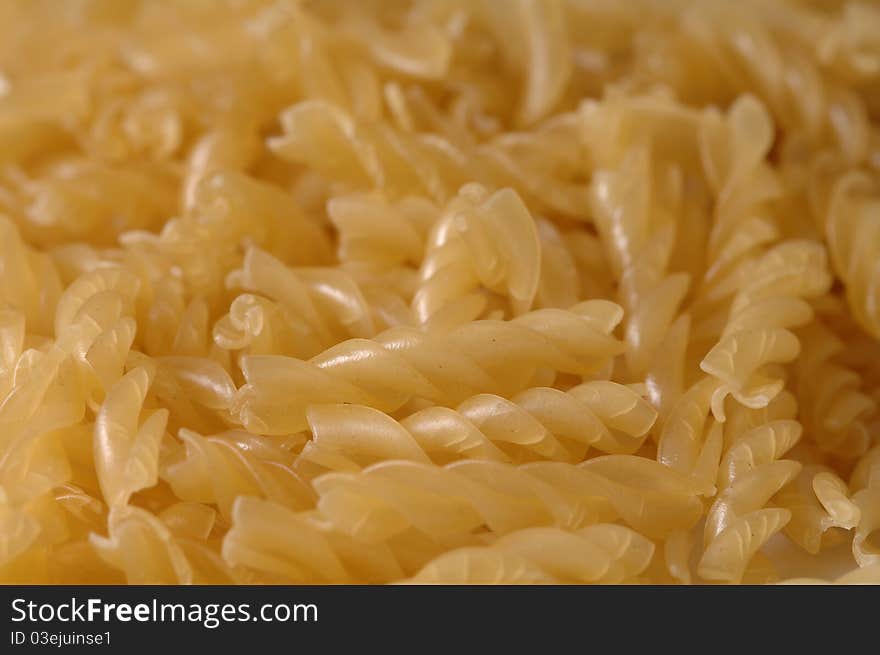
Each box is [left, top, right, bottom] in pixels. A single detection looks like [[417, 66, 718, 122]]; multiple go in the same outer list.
[[413, 184, 541, 329], [234, 300, 625, 435], [297, 379, 656, 472], [1, 0, 879, 586], [404, 524, 655, 584]]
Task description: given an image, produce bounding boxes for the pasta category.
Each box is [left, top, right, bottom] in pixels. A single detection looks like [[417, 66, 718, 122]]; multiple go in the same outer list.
[[1, 0, 879, 585]]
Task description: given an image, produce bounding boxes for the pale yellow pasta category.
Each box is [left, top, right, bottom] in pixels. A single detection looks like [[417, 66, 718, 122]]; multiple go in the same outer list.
[[0, 0, 879, 586], [812, 166, 880, 339], [94, 367, 168, 508], [775, 466, 860, 554], [404, 524, 654, 584], [301, 457, 700, 552], [327, 193, 436, 270], [215, 247, 390, 358], [234, 300, 624, 435], [163, 428, 314, 521], [295, 380, 656, 472], [588, 139, 691, 385], [413, 184, 541, 329], [850, 446, 880, 567], [793, 322, 876, 458], [698, 404, 806, 583], [700, 240, 831, 421]]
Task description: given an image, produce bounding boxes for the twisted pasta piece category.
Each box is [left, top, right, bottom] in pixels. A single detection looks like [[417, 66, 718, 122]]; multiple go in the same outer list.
[[270, 94, 591, 219], [182, 126, 261, 212], [811, 164, 880, 339], [670, 2, 871, 161], [234, 300, 625, 435], [0, 217, 63, 337], [779, 565, 880, 586], [297, 380, 656, 474], [0, 342, 86, 508], [0, 339, 91, 578], [404, 524, 654, 584], [327, 192, 436, 269], [0, 483, 119, 583], [22, 159, 178, 246], [91, 504, 236, 585], [688, 95, 782, 335], [48, 266, 151, 414], [94, 367, 168, 508], [386, 80, 589, 221], [162, 428, 315, 522], [0, 309, 25, 400], [0, 485, 40, 570], [223, 496, 414, 584], [214, 247, 388, 358], [309, 457, 701, 546], [850, 445, 880, 567], [219, 454, 701, 583], [192, 172, 333, 269], [413, 184, 541, 329], [775, 465, 860, 555], [476, 0, 571, 127], [124, 352, 236, 437], [269, 99, 470, 202], [470, 112, 591, 219], [792, 321, 876, 458], [560, 229, 616, 306], [121, 171, 333, 304], [700, 240, 831, 421], [658, 376, 725, 496], [816, 3, 880, 83], [698, 405, 804, 583], [327, 193, 432, 324], [534, 219, 581, 310], [589, 142, 692, 385]]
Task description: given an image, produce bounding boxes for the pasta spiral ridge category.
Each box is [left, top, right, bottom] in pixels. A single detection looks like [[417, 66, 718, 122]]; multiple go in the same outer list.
[[811, 164, 880, 339], [1, 0, 880, 586], [793, 321, 877, 459], [233, 300, 626, 435], [296, 379, 657, 472], [699, 240, 832, 421], [698, 402, 804, 583], [775, 464, 861, 555], [413, 184, 541, 329], [670, 2, 872, 162], [270, 94, 592, 219], [850, 446, 880, 567], [589, 140, 691, 387], [220, 456, 702, 582], [404, 524, 655, 584], [305, 457, 702, 546], [214, 247, 388, 359]]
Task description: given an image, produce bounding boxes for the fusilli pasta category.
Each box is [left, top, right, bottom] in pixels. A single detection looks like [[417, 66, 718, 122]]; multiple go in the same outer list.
[[1, 0, 879, 586]]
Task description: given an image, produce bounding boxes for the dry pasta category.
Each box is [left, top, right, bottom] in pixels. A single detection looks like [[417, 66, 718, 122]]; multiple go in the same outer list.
[[0, 0, 879, 585]]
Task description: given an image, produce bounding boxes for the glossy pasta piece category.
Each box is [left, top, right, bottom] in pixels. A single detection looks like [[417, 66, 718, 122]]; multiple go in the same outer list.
[[413, 184, 541, 329], [93, 367, 168, 508], [235, 301, 624, 434], [406, 524, 653, 584], [90, 506, 193, 585], [163, 429, 315, 521], [793, 321, 876, 458], [0, 0, 879, 588], [700, 241, 831, 421], [297, 380, 656, 473]]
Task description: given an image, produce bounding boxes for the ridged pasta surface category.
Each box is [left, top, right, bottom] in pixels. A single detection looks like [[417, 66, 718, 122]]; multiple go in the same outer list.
[[0, 0, 879, 585]]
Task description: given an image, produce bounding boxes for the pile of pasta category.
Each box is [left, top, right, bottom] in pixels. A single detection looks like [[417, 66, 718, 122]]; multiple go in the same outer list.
[[1, 0, 880, 585]]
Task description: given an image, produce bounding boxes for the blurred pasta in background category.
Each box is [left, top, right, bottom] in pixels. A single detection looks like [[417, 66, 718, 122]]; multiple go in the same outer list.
[[1, 0, 880, 585]]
